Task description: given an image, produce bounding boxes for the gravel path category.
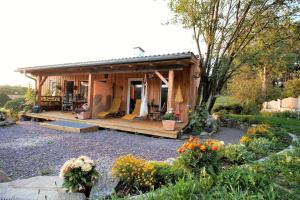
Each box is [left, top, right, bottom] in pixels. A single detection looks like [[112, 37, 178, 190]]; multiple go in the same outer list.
[[0, 122, 183, 180], [0, 122, 243, 181]]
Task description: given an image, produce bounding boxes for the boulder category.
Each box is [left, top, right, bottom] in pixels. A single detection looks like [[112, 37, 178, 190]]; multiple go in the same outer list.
[[0, 170, 11, 183], [89, 173, 119, 199]]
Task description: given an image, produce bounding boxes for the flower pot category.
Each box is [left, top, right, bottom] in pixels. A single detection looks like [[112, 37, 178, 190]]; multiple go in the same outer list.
[[162, 120, 176, 131], [77, 112, 90, 120]]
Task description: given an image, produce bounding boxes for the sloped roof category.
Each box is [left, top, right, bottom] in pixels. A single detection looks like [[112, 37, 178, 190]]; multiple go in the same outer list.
[[16, 52, 196, 72]]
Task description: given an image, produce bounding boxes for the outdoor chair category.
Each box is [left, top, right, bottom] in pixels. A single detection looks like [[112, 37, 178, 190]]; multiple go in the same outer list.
[[122, 99, 141, 120], [97, 98, 122, 118]]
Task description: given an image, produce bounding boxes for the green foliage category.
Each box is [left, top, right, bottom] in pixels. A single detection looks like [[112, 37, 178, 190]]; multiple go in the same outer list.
[[260, 111, 300, 119], [188, 105, 209, 132], [4, 97, 25, 119], [247, 137, 277, 156], [0, 85, 27, 95], [24, 85, 35, 105], [283, 77, 300, 97], [217, 165, 274, 195], [161, 112, 176, 120], [224, 144, 257, 164], [151, 162, 188, 187], [213, 104, 243, 114], [0, 93, 10, 107]]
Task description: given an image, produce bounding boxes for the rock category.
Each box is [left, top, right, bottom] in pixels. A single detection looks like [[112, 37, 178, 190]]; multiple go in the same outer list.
[[89, 173, 119, 199], [164, 157, 176, 165], [0, 170, 11, 183], [205, 116, 220, 135], [0, 120, 15, 127], [0, 176, 86, 200]]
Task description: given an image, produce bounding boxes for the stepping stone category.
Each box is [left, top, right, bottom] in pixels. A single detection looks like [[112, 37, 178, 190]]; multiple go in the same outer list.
[[41, 120, 98, 133], [0, 176, 86, 200]]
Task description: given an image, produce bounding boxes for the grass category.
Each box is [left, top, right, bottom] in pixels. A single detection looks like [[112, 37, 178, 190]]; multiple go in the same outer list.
[[225, 113, 300, 136], [214, 95, 240, 107]]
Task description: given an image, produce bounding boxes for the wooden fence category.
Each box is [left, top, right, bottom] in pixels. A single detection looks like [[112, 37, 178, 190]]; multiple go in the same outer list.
[[262, 96, 300, 112]]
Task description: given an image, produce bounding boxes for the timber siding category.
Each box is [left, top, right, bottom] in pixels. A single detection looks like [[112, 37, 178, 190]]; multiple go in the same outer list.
[[42, 65, 198, 123]]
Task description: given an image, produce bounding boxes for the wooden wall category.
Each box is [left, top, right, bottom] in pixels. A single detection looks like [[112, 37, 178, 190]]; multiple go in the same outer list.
[[41, 65, 198, 123]]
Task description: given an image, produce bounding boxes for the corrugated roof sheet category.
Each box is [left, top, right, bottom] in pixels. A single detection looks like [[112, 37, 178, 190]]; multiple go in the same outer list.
[[16, 52, 196, 72]]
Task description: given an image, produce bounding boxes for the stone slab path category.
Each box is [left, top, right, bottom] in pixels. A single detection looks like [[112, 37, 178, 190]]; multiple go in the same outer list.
[[0, 176, 85, 200]]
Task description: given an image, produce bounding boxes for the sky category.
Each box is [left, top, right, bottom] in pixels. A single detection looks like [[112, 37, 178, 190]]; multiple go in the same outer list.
[[0, 0, 196, 86]]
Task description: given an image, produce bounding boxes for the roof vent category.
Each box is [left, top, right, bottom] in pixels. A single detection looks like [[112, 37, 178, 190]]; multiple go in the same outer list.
[[134, 47, 145, 57]]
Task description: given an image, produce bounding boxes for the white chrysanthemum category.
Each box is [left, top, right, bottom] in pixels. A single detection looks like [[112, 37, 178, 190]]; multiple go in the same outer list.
[[74, 159, 84, 168], [81, 163, 92, 172], [79, 155, 90, 161], [59, 158, 76, 178]]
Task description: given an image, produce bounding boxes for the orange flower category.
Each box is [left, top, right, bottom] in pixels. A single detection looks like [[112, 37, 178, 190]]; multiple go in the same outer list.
[[211, 146, 218, 151], [200, 145, 206, 152], [177, 147, 185, 153], [188, 143, 195, 150]]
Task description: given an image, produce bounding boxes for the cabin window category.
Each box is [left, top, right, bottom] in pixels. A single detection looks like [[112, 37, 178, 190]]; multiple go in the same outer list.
[[160, 81, 168, 113], [80, 81, 88, 100], [50, 80, 56, 96]]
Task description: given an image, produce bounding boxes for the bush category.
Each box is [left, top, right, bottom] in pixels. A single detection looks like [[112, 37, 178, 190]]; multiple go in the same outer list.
[[247, 137, 276, 156], [4, 97, 25, 119], [111, 154, 155, 195], [0, 93, 10, 107], [213, 104, 243, 114], [188, 105, 209, 132], [283, 77, 300, 98], [59, 156, 99, 196], [151, 162, 187, 187], [176, 137, 224, 174], [224, 144, 256, 164]]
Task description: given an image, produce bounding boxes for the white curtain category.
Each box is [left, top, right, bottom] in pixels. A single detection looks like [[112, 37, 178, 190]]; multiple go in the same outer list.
[[140, 74, 148, 117]]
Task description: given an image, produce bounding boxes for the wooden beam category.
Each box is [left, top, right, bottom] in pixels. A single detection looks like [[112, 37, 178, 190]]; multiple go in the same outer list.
[[38, 65, 184, 76], [167, 70, 174, 111], [36, 75, 42, 106], [154, 71, 169, 86], [87, 73, 95, 118], [39, 75, 48, 87]]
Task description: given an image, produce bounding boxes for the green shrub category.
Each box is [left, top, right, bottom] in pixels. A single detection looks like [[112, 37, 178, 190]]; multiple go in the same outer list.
[[152, 162, 187, 187], [0, 93, 10, 107], [213, 104, 243, 114], [247, 137, 276, 156], [188, 105, 209, 132], [224, 144, 257, 164], [4, 97, 25, 119]]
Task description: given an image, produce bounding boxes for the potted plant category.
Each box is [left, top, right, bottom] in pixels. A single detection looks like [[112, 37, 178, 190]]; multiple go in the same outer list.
[[161, 111, 176, 131], [75, 103, 90, 120]]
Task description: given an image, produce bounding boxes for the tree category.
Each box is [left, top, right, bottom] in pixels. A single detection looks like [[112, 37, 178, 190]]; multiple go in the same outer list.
[[0, 93, 10, 107], [283, 76, 300, 97], [168, 0, 299, 112]]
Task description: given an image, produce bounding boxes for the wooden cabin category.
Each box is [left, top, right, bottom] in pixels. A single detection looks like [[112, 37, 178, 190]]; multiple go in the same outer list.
[[17, 52, 199, 138]]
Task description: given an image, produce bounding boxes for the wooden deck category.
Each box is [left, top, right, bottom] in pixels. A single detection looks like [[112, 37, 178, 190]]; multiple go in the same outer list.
[[24, 112, 187, 138]]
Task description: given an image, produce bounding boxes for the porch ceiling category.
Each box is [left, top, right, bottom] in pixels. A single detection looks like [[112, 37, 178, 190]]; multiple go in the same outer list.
[[16, 52, 197, 76]]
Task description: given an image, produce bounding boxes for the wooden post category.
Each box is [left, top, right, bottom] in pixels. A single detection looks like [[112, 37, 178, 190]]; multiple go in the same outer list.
[[88, 73, 95, 118], [167, 70, 174, 111], [36, 75, 42, 106]]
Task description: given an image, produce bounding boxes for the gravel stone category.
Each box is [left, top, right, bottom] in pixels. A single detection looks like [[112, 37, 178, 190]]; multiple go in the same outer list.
[[0, 122, 183, 180]]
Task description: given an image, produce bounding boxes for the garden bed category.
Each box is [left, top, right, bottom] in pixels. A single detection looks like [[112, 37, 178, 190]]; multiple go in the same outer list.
[[92, 121, 297, 199]]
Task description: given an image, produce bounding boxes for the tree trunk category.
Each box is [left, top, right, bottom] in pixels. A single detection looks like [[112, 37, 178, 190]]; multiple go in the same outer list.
[[262, 66, 267, 101]]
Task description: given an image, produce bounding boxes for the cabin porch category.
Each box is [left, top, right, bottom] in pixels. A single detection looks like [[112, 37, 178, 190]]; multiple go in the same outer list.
[[24, 111, 187, 138]]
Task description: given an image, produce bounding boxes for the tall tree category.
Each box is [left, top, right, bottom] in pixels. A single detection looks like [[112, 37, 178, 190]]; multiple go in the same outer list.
[[168, 0, 299, 112]]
